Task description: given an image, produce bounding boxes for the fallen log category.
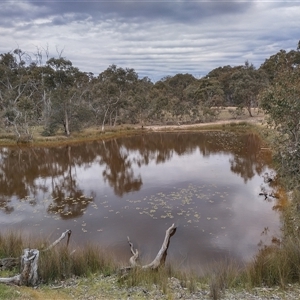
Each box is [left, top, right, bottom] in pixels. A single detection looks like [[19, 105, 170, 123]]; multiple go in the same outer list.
[[122, 223, 177, 272], [0, 229, 71, 286]]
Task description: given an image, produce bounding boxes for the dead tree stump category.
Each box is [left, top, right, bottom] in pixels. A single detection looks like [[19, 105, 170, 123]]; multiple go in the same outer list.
[[0, 230, 71, 286]]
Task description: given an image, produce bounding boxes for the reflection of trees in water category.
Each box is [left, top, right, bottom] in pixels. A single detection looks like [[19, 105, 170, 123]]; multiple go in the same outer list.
[[100, 139, 142, 196], [0, 132, 272, 216], [0, 147, 47, 214], [47, 146, 94, 219], [229, 133, 272, 183], [0, 197, 14, 214], [0, 145, 96, 217], [118, 132, 270, 183]]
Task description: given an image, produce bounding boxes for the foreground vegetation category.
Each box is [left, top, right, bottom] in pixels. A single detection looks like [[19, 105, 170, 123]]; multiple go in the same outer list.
[[1, 189, 300, 300], [1, 42, 300, 298]]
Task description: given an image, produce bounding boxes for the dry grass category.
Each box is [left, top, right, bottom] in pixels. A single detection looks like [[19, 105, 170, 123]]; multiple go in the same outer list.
[[1, 223, 300, 299], [0, 107, 265, 146], [0, 232, 116, 284], [118, 264, 199, 296], [0, 125, 141, 147], [243, 190, 300, 289], [244, 237, 300, 288], [39, 244, 116, 283], [203, 260, 241, 300]]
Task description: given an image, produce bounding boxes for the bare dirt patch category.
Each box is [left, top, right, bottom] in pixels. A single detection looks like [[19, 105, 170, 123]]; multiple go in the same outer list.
[[145, 115, 264, 132]]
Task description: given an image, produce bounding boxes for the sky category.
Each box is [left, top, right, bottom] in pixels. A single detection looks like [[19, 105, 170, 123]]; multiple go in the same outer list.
[[0, 0, 299, 82]]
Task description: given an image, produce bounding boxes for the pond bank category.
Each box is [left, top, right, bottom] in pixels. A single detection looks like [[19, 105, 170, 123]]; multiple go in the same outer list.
[[0, 115, 264, 147], [3, 274, 300, 300]]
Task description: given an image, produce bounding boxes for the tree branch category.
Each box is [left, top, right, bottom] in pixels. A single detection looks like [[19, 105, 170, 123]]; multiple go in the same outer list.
[[123, 223, 177, 272]]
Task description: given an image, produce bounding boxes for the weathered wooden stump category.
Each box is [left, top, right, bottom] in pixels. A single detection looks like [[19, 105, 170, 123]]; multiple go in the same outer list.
[[0, 229, 71, 286]]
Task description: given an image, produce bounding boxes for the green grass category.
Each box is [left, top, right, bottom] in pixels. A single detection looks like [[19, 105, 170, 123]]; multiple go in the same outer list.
[[0, 284, 20, 300]]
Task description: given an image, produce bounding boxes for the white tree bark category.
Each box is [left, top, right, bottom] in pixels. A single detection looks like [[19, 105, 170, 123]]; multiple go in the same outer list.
[[124, 223, 177, 271], [0, 229, 71, 286], [44, 229, 72, 251], [0, 249, 39, 286]]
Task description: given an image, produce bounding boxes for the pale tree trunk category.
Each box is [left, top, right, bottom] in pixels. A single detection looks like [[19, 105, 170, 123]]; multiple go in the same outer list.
[[122, 223, 177, 273], [101, 107, 110, 132], [0, 230, 71, 286], [113, 110, 118, 127], [64, 110, 70, 136]]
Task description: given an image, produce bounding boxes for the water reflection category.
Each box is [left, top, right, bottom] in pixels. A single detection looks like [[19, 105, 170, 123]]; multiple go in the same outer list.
[[0, 132, 280, 271], [100, 139, 143, 196]]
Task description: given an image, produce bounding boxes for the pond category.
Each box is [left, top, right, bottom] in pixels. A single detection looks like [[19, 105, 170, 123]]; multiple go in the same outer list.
[[0, 131, 282, 272]]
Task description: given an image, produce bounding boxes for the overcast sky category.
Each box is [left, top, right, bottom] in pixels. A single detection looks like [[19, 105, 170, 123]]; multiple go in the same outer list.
[[0, 0, 299, 81]]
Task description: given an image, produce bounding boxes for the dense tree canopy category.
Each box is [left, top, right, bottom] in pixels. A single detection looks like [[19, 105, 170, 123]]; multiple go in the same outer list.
[[259, 42, 300, 187], [0, 43, 299, 146]]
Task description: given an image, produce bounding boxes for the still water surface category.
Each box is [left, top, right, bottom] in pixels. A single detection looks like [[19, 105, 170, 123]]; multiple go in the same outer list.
[[0, 131, 281, 271]]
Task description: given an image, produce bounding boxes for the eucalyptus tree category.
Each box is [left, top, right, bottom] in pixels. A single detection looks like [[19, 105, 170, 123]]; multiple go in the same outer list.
[[260, 63, 300, 185], [230, 61, 267, 117], [147, 80, 169, 123], [0, 50, 39, 140], [129, 76, 153, 125], [91, 64, 139, 130], [192, 77, 225, 121], [206, 65, 242, 105], [147, 74, 197, 124], [260, 48, 300, 84], [43, 57, 92, 136], [163, 73, 197, 123]]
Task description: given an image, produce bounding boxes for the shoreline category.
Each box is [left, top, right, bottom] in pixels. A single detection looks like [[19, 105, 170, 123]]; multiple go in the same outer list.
[[0, 115, 265, 147]]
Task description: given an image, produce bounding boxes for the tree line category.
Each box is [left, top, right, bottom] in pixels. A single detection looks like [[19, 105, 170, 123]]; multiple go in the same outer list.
[[0, 43, 299, 142]]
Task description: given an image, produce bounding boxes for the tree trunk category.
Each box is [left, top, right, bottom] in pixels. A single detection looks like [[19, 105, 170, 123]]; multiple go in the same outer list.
[[101, 107, 110, 132], [122, 223, 177, 272], [64, 110, 70, 136], [0, 249, 39, 286], [247, 106, 253, 117], [0, 230, 71, 286]]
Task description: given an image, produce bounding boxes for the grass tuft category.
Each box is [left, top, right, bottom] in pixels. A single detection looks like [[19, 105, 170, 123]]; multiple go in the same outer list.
[[0, 230, 24, 258], [39, 244, 117, 283], [245, 236, 300, 288], [204, 260, 241, 299]]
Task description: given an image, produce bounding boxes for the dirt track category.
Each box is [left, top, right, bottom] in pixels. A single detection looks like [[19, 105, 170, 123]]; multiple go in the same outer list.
[[145, 115, 265, 131]]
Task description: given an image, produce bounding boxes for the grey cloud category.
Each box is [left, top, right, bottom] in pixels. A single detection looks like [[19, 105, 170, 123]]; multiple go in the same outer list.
[[52, 16, 67, 26], [23, 0, 255, 24], [0, 0, 299, 81], [51, 13, 91, 25]]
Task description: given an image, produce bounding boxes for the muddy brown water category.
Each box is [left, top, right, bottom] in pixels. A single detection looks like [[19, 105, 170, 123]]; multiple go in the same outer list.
[[0, 131, 281, 272]]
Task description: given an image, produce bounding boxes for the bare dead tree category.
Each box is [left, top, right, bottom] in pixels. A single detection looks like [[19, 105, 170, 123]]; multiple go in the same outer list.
[[121, 223, 177, 273], [55, 45, 65, 59]]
